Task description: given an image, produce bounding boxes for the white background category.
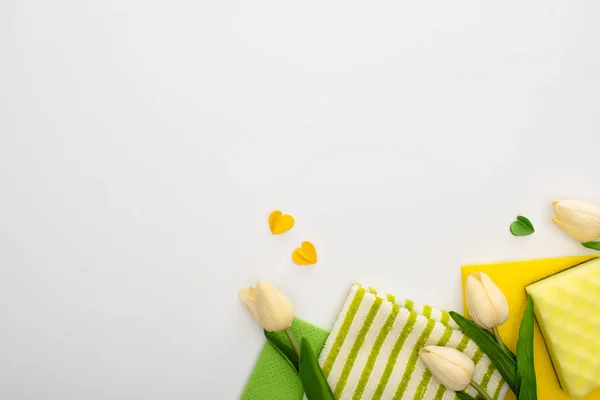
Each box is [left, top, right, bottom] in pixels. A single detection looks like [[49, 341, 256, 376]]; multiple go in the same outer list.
[[1, 1, 599, 399]]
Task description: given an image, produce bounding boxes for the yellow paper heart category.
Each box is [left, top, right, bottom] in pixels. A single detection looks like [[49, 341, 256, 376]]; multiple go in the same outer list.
[[269, 210, 294, 235], [292, 241, 317, 265]]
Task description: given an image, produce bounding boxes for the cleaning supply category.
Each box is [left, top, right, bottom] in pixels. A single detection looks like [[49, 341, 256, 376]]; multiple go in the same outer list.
[[526, 258, 600, 399], [241, 319, 329, 400], [319, 285, 508, 400], [242, 285, 509, 399], [461, 254, 600, 400]]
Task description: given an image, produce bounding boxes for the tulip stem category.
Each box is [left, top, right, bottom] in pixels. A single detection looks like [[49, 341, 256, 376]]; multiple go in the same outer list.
[[492, 327, 516, 359], [284, 328, 300, 357], [470, 380, 493, 400]]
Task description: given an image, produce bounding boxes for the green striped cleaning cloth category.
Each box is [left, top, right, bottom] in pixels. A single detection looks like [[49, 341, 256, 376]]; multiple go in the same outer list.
[[317, 284, 509, 400]]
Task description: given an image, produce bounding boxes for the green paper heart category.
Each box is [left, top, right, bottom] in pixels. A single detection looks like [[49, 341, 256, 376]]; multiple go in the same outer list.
[[510, 216, 535, 236], [582, 241, 600, 251]]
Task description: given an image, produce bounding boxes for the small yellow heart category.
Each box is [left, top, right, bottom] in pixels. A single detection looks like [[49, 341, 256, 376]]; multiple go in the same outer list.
[[292, 241, 317, 266], [269, 210, 294, 235]]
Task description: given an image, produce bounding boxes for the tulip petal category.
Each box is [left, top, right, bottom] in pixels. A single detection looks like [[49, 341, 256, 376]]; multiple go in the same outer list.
[[240, 287, 259, 321], [466, 274, 498, 329], [420, 346, 473, 391], [255, 281, 295, 332], [552, 216, 598, 243], [554, 200, 600, 223], [554, 200, 600, 241], [479, 272, 509, 326]]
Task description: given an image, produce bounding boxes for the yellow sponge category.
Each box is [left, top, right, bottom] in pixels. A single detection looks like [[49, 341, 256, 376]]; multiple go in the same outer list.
[[462, 255, 600, 400], [526, 258, 600, 399]]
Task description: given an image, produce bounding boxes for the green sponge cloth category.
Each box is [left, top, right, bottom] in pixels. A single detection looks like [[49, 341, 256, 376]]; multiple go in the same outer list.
[[241, 319, 329, 400]]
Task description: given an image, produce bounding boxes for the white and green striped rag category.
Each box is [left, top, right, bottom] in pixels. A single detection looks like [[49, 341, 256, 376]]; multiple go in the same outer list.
[[317, 284, 509, 400]]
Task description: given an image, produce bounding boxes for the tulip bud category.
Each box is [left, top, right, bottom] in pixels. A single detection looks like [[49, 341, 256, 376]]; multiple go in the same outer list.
[[239, 280, 294, 332], [552, 200, 600, 243], [466, 272, 508, 330], [419, 346, 474, 391]]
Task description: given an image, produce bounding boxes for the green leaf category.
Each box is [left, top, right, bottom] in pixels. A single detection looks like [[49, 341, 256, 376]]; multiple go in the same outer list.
[[485, 328, 517, 362], [450, 312, 517, 393], [492, 328, 517, 362], [456, 391, 478, 400], [516, 296, 537, 400], [264, 330, 299, 373], [299, 337, 335, 400], [510, 216, 535, 236], [498, 340, 517, 362], [582, 241, 600, 251]]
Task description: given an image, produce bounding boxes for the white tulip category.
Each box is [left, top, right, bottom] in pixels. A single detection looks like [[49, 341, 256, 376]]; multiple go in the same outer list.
[[419, 346, 474, 391], [552, 200, 600, 243], [239, 280, 294, 332], [466, 272, 508, 330]]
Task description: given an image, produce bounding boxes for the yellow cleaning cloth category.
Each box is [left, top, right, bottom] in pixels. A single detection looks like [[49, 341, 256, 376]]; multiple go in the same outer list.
[[462, 255, 600, 400]]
